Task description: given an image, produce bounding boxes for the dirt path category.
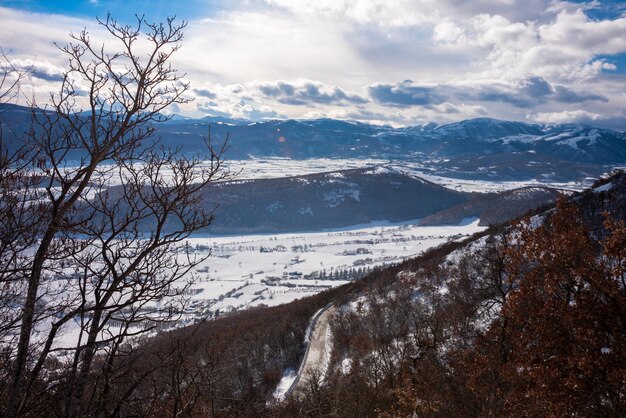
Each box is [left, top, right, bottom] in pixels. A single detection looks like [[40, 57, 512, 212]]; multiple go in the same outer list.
[[286, 305, 336, 398]]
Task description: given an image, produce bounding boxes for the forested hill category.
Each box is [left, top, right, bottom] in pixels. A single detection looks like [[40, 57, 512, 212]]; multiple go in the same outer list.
[[100, 166, 562, 234]]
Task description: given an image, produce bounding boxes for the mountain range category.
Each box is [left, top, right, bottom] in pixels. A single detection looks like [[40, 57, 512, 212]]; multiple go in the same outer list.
[[160, 115, 626, 166], [2, 103, 624, 182]]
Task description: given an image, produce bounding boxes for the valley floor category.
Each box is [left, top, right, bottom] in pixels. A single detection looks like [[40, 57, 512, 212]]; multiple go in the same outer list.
[[172, 218, 486, 324]]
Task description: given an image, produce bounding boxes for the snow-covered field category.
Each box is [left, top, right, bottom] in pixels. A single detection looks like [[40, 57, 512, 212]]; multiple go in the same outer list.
[[222, 158, 589, 193], [94, 157, 590, 193], [393, 167, 588, 193], [175, 218, 485, 323]]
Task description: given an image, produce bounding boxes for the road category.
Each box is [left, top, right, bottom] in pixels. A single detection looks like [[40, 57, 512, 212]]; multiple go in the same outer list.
[[285, 304, 336, 398]]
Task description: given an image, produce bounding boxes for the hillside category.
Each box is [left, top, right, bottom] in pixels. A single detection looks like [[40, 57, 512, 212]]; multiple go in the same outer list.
[[418, 186, 561, 226], [275, 169, 626, 417], [99, 167, 564, 234], [199, 167, 469, 233], [154, 114, 626, 168]]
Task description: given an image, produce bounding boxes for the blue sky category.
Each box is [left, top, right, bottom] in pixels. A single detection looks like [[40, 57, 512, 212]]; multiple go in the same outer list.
[[0, 0, 225, 21], [1, 0, 625, 129]]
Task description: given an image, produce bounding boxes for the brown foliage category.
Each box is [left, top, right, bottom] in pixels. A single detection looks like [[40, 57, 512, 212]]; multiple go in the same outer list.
[[467, 198, 626, 417]]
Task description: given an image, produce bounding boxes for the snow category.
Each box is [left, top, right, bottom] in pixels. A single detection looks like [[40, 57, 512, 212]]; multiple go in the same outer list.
[[304, 307, 326, 343], [323, 188, 360, 206], [528, 214, 545, 229], [208, 158, 586, 193], [543, 132, 572, 142], [272, 368, 297, 401], [403, 168, 583, 193], [266, 201, 283, 212], [542, 128, 601, 149], [70, 158, 589, 196], [318, 324, 333, 382], [364, 166, 395, 175], [500, 134, 541, 144], [174, 218, 485, 324], [325, 172, 346, 179], [23, 156, 590, 353], [341, 357, 353, 374], [593, 182, 614, 193]]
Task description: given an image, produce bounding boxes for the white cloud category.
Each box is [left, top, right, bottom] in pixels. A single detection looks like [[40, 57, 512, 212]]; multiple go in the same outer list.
[[483, 8, 626, 81], [433, 19, 466, 45], [528, 109, 626, 130], [1, 2, 625, 128], [264, 0, 431, 27]]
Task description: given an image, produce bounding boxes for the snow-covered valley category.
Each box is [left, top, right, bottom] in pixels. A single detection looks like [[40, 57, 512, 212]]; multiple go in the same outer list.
[[176, 218, 485, 323], [45, 216, 485, 349]]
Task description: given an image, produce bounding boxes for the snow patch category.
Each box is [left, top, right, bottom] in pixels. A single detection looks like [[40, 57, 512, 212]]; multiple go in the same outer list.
[[593, 182, 614, 193], [323, 189, 361, 206], [272, 369, 297, 401]]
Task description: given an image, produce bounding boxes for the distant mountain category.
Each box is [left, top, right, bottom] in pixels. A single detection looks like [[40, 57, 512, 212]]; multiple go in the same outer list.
[[424, 152, 605, 182], [150, 112, 626, 178], [430, 117, 545, 140], [98, 167, 470, 234], [2, 104, 624, 181]]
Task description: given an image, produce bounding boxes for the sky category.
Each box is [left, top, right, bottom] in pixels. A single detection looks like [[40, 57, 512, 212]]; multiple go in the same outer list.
[[1, 0, 625, 129]]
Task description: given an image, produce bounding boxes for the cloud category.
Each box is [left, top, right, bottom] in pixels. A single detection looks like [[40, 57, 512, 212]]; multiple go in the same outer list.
[[433, 19, 467, 45], [263, 0, 561, 28], [467, 77, 607, 107], [477, 8, 626, 80], [299, 106, 417, 127], [193, 88, 217, 99], [432, 102, 488, 115], [197, 93, 286, 121], [1, 3, 625, 128], [528, 109, 626, 130], [368, 77, 607, 109], [263, 0, 431, 27], [10, 59, 65, 82], [245, 107, 281, 121], [257, 80, 367, 105], [552, 85, 607, 103], [368, 81, 445, 107], [196, 104, 233, 118], [539, 8, 626, 55]]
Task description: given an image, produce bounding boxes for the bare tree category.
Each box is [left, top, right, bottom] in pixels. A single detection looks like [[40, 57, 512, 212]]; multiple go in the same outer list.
[[0, 48, 41, 409], [0, 49, 26, 103], [0, 15, 228, 417]]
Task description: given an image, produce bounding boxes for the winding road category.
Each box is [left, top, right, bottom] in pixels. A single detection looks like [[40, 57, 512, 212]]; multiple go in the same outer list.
[[285, 304, 336, 398]]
